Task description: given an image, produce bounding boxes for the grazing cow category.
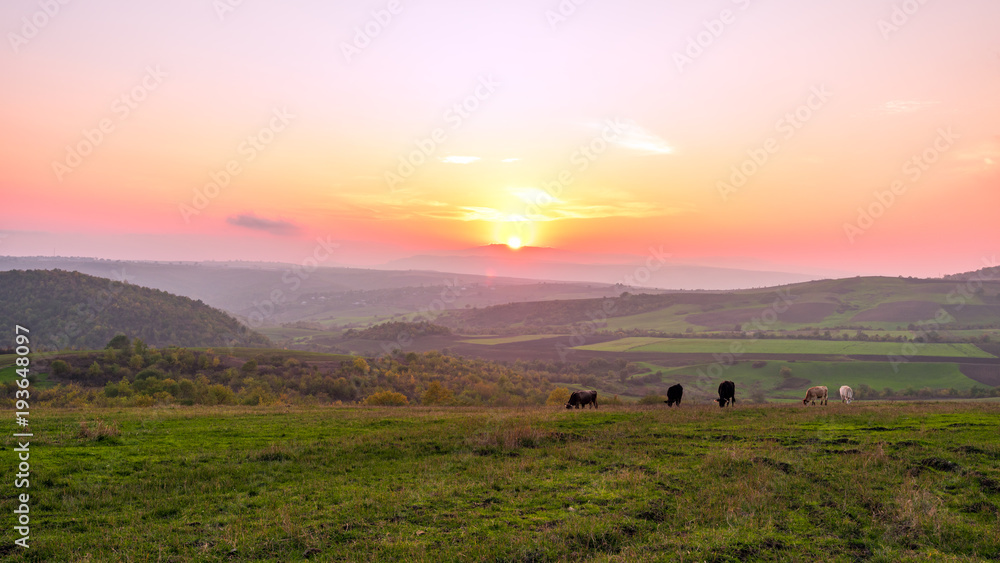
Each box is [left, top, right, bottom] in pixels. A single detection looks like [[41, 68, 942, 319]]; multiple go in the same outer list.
[[664, 384, 683, 407], [714, 380, 736, 408], [840, 385, 854, 404], [566, 390, 598, 409], [803, 385, 828, 406]]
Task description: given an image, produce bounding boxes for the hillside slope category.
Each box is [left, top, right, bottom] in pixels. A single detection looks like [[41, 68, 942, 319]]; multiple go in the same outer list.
[[437, 276, 1000, 333], [0, 269, 270, 350]]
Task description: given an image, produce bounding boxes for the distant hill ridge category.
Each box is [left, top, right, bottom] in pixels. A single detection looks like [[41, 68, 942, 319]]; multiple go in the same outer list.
[[437, 276, 1000, 332], [0, 269, 270, 350]]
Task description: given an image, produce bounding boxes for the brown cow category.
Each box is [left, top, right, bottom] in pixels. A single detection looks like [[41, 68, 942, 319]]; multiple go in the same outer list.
[[803, 386, 828, 406]]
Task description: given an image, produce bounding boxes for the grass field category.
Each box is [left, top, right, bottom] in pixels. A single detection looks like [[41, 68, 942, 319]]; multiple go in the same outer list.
[[576, 337, 995, 358], [649, 361, 985, 401], [0, 363, 52, 389], [3, 403, 999, 561]]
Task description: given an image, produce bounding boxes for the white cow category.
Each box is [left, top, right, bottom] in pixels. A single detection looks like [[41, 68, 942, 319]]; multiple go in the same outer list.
[[840, 385, 854, 404]]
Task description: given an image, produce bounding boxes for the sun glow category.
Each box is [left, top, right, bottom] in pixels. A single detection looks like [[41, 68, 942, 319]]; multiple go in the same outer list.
[[506, 236, 523, 249]]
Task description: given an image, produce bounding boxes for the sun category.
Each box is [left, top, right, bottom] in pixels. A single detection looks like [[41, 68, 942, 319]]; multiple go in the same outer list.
[[506, 236, 523, 249]]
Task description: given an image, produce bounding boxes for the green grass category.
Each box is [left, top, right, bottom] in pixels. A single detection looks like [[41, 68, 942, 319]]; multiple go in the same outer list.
[[460, 334, 565, 345], [576, 337, 995, 358], [603, 304, 700, 332], [656, 361, 984, 401], [4, 403, 999, 561], [0, 363, 52, 389]]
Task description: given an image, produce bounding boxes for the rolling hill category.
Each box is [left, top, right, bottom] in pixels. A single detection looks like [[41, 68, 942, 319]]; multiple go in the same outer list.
[[437, 276, 1000, 334], [0, 269, 271, 350]]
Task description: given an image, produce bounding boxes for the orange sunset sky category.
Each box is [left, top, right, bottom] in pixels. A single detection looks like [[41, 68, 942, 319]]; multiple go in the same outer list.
[[2, 0, 998, 279]]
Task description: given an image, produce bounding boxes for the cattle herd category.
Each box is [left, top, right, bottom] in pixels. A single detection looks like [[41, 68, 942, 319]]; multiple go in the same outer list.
[[564, 381, 858, 409]]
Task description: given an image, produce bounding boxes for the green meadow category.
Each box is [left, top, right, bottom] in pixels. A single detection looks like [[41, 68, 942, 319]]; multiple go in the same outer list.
[[577, 338, 995, 358], [649, 361, 985, 401], [3, 403, 999, 561]]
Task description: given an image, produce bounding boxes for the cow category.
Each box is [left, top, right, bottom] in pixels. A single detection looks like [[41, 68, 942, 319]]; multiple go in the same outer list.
[[664, 384, 683, 407], [714, 380, 736, 408], [840, 385, 854, 404], [803, 385, 828, 406], [566, 390, 598, 409]]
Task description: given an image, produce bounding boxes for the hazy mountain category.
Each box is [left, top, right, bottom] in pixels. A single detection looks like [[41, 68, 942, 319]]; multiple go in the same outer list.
[[0, 256, 630, 327], [379, 245, 821, 290]]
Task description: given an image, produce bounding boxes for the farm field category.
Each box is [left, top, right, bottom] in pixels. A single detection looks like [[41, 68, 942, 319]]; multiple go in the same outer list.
[[576, 338, 995, 358], [647, 361, 985, 401], [459, 334, 567, 346], [4, 403, 999, 561]]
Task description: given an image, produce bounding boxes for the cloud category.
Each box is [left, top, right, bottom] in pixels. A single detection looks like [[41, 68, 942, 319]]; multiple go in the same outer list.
[[876, 100, 939, 114], [441, 156, 480, 164], [226, 213, 301, 236], [613, 124, 674, 155], [588, 120, 673, 155]]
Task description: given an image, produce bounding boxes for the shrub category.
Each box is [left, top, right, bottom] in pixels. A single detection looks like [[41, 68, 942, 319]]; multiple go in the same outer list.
[[50, 360, 71, 377], [363, 390, 409, 406], [546, 387, 572, 406]]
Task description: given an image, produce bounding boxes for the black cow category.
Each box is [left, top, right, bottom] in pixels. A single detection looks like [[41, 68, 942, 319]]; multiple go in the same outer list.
[[714, 380, 736, 408], [566, 390, 598, 409], [663, 384, 683, 407]]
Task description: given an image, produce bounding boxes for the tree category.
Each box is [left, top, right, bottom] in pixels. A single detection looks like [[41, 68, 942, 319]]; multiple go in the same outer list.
[[87, 361, 103, 378], [50, 359, 71, 377], [546, 387, 572, 406], [105, 334, 131, 351], [422, 381, 454, 405], [352, 357, 370, 373], [779, 366, 793, 379], [132, 338, 148, 357], [129, 354, 145, 371]]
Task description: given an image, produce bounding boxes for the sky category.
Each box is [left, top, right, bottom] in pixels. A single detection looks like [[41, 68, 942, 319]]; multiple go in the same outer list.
[[2, 0, 999, 280]]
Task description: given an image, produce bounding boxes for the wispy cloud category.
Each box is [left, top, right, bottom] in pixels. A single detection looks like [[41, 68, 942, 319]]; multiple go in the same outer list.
[[226, 213, 301, 236], [613, 124, 674, 155], [876, 99, 939, 114]]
